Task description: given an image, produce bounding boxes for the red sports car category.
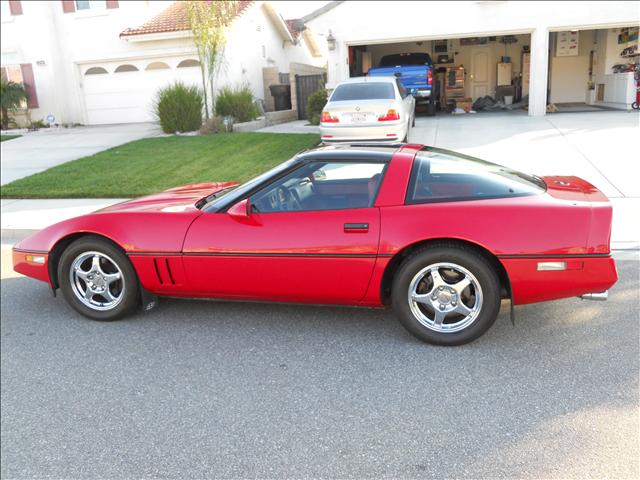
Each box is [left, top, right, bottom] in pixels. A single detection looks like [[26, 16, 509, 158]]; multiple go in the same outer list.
[[13, 144, 617, 345]]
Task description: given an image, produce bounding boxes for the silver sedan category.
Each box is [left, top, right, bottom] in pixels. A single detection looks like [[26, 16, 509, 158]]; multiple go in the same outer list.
[[319, 76, 415, 144]]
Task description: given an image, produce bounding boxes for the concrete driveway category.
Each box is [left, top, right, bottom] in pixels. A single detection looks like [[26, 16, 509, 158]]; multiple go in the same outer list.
[[0, 123, 161, 185]]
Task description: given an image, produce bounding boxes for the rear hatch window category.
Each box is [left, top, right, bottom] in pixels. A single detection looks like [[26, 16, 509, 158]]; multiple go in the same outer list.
[[330, 83, 395, 101]]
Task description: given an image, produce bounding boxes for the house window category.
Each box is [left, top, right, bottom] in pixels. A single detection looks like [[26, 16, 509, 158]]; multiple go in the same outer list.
[[75, 0, 106, 10], [146, 62, 170, 70], [1, 64, 38, 108], [114, 64, 138, 73], [177, 59, 200, 68], [84, 66, 108, 75]]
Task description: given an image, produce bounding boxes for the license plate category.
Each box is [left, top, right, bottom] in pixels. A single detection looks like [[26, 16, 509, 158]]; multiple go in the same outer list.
[[351, 113, 367, 122]]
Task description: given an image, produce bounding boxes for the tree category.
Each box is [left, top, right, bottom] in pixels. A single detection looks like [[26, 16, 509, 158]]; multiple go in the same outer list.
[[0, 79, 27, 130], [186, 0, 241, 120]]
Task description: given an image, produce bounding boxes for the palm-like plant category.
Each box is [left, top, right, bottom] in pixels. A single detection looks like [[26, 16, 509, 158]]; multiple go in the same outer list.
[[1, 78, 28, 130]]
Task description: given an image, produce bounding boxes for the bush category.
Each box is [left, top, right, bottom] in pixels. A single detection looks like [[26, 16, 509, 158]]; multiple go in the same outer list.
[[306, 89, 328, 125], [155, 81, 203, 134], [29, 119, 50, 130], [215, 84, 259, 123]]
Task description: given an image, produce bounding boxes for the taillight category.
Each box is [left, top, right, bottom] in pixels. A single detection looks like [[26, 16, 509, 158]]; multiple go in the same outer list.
[[427, 69, 433, 85], [378, 109, 400, 121], [320, 111, 339, 123]]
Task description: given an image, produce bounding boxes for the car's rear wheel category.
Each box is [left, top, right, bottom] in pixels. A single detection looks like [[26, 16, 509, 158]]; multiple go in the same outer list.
[[391, 246, 501, 345], [58, 236, 140, 321]]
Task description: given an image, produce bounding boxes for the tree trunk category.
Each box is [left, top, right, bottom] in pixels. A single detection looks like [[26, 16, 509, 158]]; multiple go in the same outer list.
[[1, 107, 8, 130], [200, 66, 209, 121]]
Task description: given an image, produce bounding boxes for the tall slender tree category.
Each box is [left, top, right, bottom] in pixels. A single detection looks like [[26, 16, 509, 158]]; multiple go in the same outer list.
[[187, 1, 240, 120]]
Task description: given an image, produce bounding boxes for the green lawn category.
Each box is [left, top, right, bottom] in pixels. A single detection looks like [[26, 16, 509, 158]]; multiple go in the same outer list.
[[0, 133, 320, 198], [0, 135, 21, 142]]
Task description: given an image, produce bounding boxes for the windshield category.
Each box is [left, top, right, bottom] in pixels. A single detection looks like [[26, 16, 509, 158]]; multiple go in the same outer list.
[[379, 53, 432, 67], [202, 156, 299, 211], [330, 82, 395, 101]]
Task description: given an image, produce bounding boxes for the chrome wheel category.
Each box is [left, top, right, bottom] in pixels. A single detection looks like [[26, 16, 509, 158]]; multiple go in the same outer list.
[[70, 251, 125, 311], [407, 262, 483, 333]]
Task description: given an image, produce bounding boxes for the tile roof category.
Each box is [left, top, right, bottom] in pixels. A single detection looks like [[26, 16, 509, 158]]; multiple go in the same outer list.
[[120, 1, 254, 38], [285, 19, 304, 41]]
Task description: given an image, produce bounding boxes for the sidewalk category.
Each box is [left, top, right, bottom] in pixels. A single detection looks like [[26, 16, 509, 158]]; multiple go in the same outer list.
[[2, 197, 638, 249]]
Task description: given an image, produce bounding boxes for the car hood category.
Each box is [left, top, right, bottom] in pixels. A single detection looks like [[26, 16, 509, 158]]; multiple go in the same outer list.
[[97, 182, 239, 214]]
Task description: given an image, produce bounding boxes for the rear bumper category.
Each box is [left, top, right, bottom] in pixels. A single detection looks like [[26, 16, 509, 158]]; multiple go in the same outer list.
[[13, 249, 52, 285], [320, 122, 406, 144], [411, 89, 431, 98], [500, 255, 618, 305]]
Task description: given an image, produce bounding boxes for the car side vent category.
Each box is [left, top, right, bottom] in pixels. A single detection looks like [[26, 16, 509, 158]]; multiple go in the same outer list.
[[153, 258, 175, 285]]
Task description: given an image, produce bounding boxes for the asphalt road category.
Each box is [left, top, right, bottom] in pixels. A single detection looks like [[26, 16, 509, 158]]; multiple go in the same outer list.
[[1, 246, 638, 479]]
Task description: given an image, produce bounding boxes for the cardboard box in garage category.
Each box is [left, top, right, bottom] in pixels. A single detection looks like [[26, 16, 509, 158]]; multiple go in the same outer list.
[[455, 98, 473, 113]]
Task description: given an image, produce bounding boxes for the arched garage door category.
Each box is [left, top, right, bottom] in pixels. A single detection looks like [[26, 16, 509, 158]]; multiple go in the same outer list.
[[81, 59, 202, 125]]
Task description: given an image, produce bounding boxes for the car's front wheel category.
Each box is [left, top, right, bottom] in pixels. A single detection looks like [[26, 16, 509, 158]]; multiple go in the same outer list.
[[391, 246, 501, 345], [58, 236, 140, 321]]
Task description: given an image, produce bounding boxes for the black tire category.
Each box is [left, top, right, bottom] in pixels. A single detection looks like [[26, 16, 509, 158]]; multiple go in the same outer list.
[[391, 245, 501, 345], [58, 235, 140, 321], [633, 101, 639, 110]]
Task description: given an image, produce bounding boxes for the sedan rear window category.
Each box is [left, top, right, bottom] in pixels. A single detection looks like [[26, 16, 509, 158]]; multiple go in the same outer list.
[[330, 83, 395, 101], [406, 147, 545, 204]]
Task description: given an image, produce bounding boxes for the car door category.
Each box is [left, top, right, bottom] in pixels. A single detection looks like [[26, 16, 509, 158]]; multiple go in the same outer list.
[[181, 160, 386, 304]]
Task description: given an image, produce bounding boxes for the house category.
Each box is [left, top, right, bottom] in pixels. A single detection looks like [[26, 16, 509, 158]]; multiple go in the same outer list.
[[0, 0, 325, 126], [303, 1, 640, 116]]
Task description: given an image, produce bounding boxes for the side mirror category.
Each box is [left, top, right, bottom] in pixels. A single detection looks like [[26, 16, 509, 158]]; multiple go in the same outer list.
[[228, 198, 250, 218]]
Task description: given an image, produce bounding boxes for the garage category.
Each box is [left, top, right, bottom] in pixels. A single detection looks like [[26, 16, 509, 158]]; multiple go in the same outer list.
[[303, 1, 637, 117], [547, 26, 638, 113], [79, 57, 201, 125], [347, 33, 533, 117]]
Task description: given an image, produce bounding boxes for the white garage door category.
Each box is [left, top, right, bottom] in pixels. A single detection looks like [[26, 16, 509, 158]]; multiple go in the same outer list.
[[81, 59, 202, 125]]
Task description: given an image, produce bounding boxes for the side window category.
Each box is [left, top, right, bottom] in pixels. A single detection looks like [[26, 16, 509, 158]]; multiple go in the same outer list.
[[406, 150, 545, 204], [250, 162, 385, 213]]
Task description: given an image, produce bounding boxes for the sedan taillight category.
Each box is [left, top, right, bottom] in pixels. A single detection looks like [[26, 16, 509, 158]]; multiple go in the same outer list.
[[378, 109, 400, 122], [320, 111, 339, 123]]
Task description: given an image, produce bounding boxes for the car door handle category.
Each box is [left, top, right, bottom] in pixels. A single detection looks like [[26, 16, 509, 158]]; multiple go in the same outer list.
[[344, 223, 369, 233]]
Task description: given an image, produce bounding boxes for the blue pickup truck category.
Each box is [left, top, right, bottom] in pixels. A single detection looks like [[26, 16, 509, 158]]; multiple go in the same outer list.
[[368, 53, 436, 115]]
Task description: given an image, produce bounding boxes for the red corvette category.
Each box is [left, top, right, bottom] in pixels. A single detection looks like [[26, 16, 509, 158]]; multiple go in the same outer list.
[[13, 144, 617, 345]]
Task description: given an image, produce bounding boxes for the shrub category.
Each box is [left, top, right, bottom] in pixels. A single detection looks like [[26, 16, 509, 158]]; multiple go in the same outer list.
[[1, 79, 27, 130], [306, 89, 328, 125], [155, 81, 203, 133], [29, 119, 49, 130], [215, 84, 259, 123]]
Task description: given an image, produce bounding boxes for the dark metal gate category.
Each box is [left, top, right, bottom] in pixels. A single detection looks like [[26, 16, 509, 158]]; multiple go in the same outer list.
[[295, 73, 326, 120]]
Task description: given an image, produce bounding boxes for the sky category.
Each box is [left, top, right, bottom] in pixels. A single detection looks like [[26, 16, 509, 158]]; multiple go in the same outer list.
[[271, 1, 332, 19]]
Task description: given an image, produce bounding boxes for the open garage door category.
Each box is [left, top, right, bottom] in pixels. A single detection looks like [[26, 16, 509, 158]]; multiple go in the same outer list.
[[80, 58, 202, 125], [348, 34, 532, 116], [547, 26, 638, 113]]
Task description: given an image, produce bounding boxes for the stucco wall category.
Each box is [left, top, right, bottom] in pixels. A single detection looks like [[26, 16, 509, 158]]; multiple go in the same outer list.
[[549, 29, 596, 103]]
